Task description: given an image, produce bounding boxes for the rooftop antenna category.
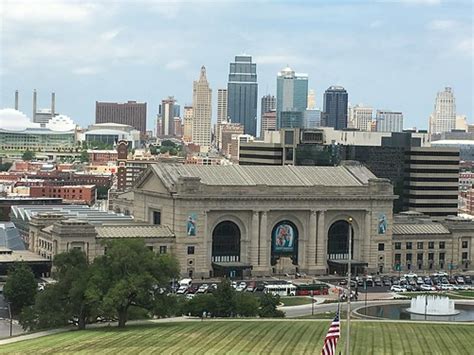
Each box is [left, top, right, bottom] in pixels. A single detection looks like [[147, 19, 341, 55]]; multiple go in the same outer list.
[[14, 90, 19, 110]]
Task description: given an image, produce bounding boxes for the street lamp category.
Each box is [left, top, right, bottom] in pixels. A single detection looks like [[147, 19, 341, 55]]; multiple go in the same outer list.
[[346, 216, 353, 355]]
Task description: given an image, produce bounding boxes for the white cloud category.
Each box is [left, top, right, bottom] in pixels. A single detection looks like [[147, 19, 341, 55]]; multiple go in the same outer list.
[[72, 66, 102, 75], [456, 38, 473, 57], [1, 0, 98, 23], [165, 60, 188, 70], [427, 19, 458, 30], [100, 29, 122, 41]]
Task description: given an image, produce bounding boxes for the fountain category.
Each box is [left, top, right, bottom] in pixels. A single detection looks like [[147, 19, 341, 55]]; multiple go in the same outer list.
[[407, 295, 460, 316]]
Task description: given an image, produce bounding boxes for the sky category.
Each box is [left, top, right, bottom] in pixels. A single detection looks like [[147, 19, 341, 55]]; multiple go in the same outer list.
[[0, 0, 473, 131]]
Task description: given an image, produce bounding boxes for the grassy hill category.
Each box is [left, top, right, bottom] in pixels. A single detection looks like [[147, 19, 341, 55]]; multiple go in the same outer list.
[[1, 320, 472, 354]]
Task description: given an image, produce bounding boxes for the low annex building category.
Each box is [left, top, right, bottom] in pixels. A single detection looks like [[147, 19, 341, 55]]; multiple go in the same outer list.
[[113, 163, 396, 278]]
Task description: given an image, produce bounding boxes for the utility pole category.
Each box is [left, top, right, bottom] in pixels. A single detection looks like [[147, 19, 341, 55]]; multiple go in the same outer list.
[[7, 302, 12, 337], [346, 217, 352, 355]]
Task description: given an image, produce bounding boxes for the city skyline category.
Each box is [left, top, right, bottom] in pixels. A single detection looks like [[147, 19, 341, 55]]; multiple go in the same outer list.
[[1, 0, 472, 131]]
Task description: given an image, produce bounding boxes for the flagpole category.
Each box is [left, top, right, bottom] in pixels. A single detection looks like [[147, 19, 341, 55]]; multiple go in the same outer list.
[[346, 217, 353, 355]]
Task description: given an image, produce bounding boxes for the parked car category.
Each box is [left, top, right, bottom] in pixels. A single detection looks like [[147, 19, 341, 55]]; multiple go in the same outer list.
[[456, 276, 465, 284], [464, 276, 472, 284], [197, 284, 209, 293], [236, 282, 247, 292], [187, 285, 199, 294], [390, 285, 407, 292], [176, 286, 188, 294], [383, 278, 391, 286], [420, 284, 432, 291], [416, 277, 424, 285]]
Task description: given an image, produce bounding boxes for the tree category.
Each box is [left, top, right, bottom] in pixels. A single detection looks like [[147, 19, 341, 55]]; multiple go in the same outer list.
[[213, 279, 236, 317], [0, 162, 12, 172], [235, 293, 259, 317], [258, 294, 285, 318], [161, 140, 176, 147], [88, 239, 179, 327], [184, 294, 216, 317], [19, 250, 95, 331], [80, 150, 89, 163], [22, 150, 35, 161], [3, 263, 37, 315]]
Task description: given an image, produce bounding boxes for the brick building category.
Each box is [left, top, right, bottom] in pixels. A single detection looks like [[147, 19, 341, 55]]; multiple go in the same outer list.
[[29, 185, 96, 205], [95, 101, 147, 135]]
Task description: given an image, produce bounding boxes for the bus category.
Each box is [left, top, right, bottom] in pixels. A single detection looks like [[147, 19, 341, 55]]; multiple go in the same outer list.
[[295, 283, 329, 296], [263, 284, 297, 297]]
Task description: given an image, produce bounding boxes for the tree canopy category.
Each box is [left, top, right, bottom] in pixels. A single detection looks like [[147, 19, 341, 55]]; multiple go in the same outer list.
[[22, 150, 35, 161], [3, 263, 37, 315]]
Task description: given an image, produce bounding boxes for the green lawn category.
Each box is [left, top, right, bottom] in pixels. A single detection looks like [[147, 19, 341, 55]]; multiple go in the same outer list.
[[1, 321, 472, 354], [280, 296, 313, 306]]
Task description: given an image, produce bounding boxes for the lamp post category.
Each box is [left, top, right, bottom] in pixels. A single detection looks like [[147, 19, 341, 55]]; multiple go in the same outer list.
[[346, 217, 353, 355]]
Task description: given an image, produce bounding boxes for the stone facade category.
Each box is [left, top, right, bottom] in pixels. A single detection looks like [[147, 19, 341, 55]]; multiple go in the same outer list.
[[116, 163, 396, 278]]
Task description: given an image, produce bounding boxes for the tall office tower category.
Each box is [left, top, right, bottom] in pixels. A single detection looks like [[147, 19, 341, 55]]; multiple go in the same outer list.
[[216, 89, 228, 149], [351, 105, 373, 131], [429, 87, 456, 135], [261, 94, 276, 117], [227, 55, 258, 136], [307, 89, 316, 109], [376, 110, 404, 132], [192, 66, 212, 151], [96, 100, 147, 135], [173, 104, 181, 118], [158, 96, 176, 137], [276, 67, 308, 129], [183, 106, 193, 142], [323, 86, 348, 130], [261, 110, 277, 135]]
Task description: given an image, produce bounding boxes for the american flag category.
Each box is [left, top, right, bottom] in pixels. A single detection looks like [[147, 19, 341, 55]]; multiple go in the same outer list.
[[321, 306, 340, 355]]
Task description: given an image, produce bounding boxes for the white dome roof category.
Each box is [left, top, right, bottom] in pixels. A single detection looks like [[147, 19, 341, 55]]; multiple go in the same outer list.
[[46, 114, 76, 131], [0, 109, 40, 131]]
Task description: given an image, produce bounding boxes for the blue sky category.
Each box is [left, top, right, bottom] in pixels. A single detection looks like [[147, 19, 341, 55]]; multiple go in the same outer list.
[[1, 0, 472, 131]]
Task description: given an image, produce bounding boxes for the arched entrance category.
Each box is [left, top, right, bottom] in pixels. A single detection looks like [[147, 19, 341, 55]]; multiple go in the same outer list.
[[327, 220, 355, 275], [211, 221, 241, 277], [271, 221, 298, 273]]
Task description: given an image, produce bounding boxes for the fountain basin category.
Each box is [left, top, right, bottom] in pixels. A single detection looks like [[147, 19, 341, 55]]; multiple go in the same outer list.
[[407, 295, 460, 316]]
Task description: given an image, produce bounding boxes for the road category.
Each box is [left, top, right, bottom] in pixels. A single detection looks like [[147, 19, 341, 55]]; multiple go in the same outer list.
[[0, 294, 25, 338]]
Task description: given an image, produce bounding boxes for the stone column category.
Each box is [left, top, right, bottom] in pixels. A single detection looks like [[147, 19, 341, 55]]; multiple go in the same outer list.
[[256, 211, 268, 274], [250, 211, 259, 266], [306, 210, 317, 270], [365, 210, 372, 269], [316, 210, 326, 269]]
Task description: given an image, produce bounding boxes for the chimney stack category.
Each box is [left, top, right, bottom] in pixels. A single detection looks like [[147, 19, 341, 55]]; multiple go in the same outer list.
[[14, 90, 19, 110], [33, 89, 37, 122], [51, 92, 56, 118]]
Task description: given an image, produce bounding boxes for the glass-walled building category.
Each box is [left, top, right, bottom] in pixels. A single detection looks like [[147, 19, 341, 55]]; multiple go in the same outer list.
[[276, 67, 308, 129]]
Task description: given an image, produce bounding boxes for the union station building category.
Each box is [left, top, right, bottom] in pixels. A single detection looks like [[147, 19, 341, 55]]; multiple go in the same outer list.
[[113, 163, 397, 278]]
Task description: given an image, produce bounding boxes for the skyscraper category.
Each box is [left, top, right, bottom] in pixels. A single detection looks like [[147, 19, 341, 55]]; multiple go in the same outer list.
[[429, 87, 456, 135], [323, 86, 348, 130], [192, 66, 212, 151], [276, 67, 308, 129], [261, 94, 276, 117], [158, 96, 176, 137], [227, 55, 258, 136], [96, 100, 147, 135], [307, 89, 316, 110], [217, 89, 228, 149], [350, 105, 373, 131], [376, 110, 404, 132]]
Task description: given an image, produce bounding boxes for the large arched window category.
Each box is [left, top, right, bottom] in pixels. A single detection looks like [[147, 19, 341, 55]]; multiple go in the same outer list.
[[327, 220, 354, 260], [271, 220, 298, 265], [212, 221, 241, 263]]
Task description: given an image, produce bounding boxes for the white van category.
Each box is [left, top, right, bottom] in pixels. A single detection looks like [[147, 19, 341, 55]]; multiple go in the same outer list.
[[179, 278, 193, 287]]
